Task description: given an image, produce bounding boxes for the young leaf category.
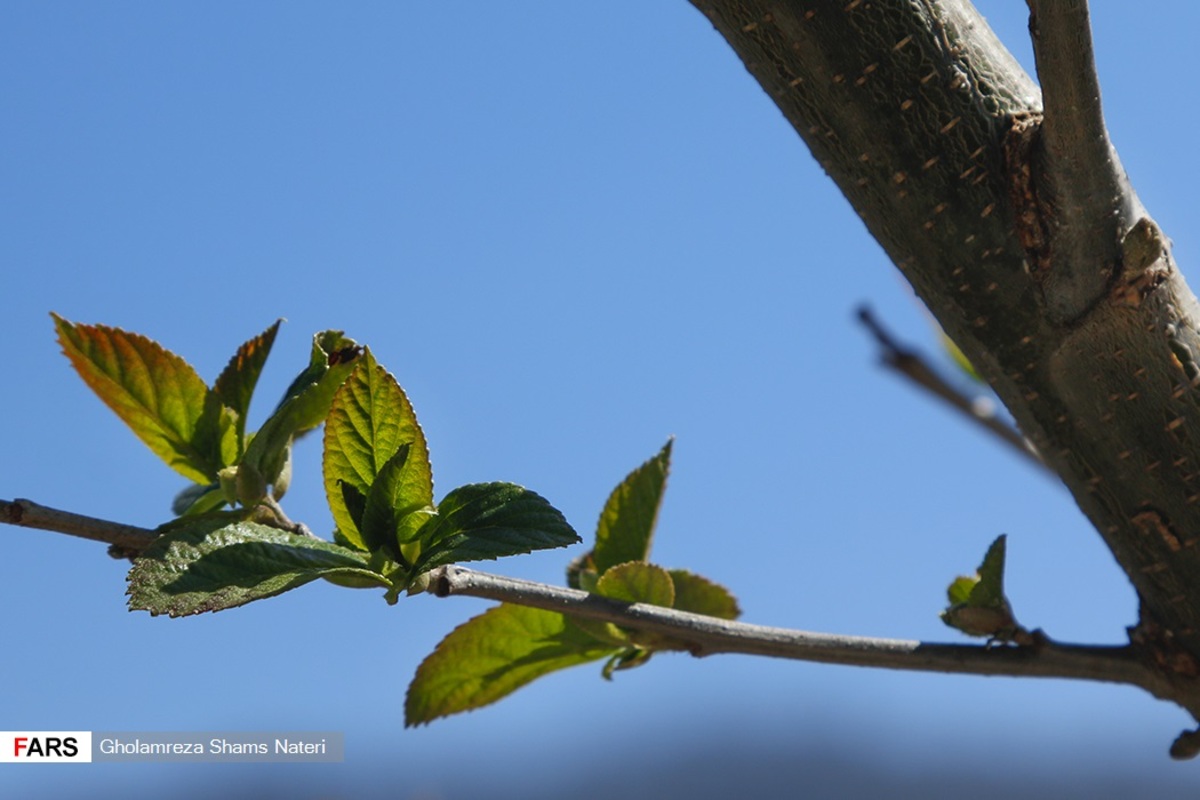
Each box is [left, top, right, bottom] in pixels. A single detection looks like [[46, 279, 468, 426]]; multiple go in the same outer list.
[[668, 569, 741, 620], [53, 314, 228, 483], [601, 648, 653, 680], [592, 439, 672, 574], [241, 330, 363, 494], [594, 561, 675, 607], [213, 319, 282, 452], [323, 350, 432, 551], [941, 535, 1023, 640], [171, 483, 228, 516], [589, 562, 693, 652], [405, 604, 616, 726], [278, 330, 362, 412], [128, 515, 385, 617], [410, 483, 580, 574]]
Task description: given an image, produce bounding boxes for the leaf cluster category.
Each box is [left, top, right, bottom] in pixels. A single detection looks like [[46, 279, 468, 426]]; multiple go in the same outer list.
[[53, 316, 1017, 729], [54, 317, 580, 615], [405, 439, 741, 725]]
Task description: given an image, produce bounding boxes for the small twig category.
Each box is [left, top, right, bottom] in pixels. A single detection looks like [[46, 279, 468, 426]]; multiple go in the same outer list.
[[427, 564, 1164, 692], [2, 498, 157, 551], [257, 497, 317, 539], [856, 306, 1051, 474], [0, 494, 1160, 696], [4, 496, 1194, 754]]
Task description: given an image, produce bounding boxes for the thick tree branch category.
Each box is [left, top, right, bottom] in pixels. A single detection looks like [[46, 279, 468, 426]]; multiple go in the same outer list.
[[687, 0, 1200, 673]]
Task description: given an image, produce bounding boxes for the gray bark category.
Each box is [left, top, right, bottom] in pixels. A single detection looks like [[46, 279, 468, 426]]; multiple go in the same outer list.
[[686, 0, 1200, 718]]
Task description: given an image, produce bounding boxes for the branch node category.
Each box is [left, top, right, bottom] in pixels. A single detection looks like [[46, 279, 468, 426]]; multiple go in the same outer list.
[[429, 566, 455, 598]]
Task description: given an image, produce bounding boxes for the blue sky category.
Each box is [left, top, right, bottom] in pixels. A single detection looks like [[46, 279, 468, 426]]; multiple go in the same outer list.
[[5, 2, 1200, 796]]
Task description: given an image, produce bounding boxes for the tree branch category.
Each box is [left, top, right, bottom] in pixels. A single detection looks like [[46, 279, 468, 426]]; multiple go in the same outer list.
[[856, 305, 1050, 474], [426, 564, 1160, 688], [688, 0, 1200, 669], [2, 498, 156, 552], [1025, 0, 1137, 323], [0, 495, 1157, 689], [7, 496, 1199, 755]]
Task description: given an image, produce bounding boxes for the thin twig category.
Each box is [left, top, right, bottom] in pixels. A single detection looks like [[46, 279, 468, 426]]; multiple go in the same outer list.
[[4, 496, 1195, 754], [427, 564, 1165, 692], [856, 306, 1051, 474], [2, 498, 157, 551], [257, 497, 317, 539]]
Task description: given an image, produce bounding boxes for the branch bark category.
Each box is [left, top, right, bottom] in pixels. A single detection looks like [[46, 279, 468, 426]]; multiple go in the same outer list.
[[686, 0, 1200, 685], [1025, 0, 1134, 324], [426, 564, 1154, 685], [2, 498, 156, 552]]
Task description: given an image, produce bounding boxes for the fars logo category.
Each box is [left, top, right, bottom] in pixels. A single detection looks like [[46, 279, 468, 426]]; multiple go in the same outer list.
[[0, 732, 92, 763]]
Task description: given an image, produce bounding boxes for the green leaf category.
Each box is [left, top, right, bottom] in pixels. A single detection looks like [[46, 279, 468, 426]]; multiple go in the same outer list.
[[323, 350, 431, 551], [405, 604, 615, 726], [587, 562, 683, 651], [601, 648, 653, 680], [128, 516, 385, 617], [592, 439, 671, 574], [241, 330, 363, 494], [171, 483, 229, 516], [411, 483, 580, 575], [277, 330, 362, 413], [53, 314, 226, 483], [565, 550, 598, 591], [971, 534, 1007, 606], [667, 569, 741, 620], [946, 575, 976, 607], [213, 319, 281, 454], [941, 535, 1021, 639], [339, 481, 368, 534], [360, 443, 435, 561], [594, 561, 675, 607]]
